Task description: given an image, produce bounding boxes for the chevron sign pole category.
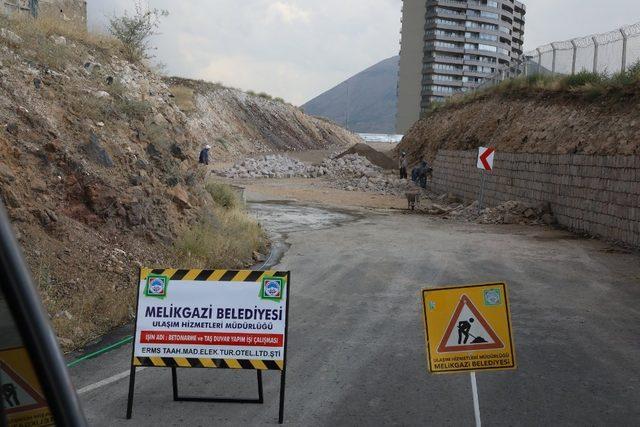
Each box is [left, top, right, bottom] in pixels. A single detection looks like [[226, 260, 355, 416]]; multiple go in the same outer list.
[[477, 147, 495, 213]]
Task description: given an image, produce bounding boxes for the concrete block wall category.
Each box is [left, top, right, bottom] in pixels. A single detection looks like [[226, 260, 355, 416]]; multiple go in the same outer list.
[[432, 150, 640, 247]]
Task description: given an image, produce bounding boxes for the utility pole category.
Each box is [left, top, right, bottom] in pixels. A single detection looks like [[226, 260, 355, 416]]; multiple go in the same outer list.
[[345, 80, 350, 131]]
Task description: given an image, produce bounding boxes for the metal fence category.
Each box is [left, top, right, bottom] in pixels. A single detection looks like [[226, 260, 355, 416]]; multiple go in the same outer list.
[[527, 21, 640, 76], [476, 21, 640, 90]]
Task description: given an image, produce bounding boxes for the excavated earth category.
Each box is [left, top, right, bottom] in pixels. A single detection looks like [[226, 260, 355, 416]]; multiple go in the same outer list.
[[398, 88, 640, 164]]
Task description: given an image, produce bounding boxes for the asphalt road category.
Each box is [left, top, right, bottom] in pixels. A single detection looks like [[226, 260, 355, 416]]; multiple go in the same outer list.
[[70, 202, 640, 426]]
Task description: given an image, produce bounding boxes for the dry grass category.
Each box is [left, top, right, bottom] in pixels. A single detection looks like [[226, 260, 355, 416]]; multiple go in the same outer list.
[[0, 13, 120, 72], [170, 84, 196, 113], [174, 184, 266, 269], [206, 182, 238, 209], [5, 12, 119, 52], [46, 279, 137, 348], [426, 62, 640, 116]]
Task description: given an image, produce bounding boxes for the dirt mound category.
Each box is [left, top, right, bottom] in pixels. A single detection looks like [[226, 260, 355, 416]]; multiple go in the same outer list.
[[398, 90, 640, 164], [337, 143, 396, 170]]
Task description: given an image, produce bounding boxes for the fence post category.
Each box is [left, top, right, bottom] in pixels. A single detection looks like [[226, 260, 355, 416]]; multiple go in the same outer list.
[[621, 28, 628, 72], [592, 36, 599, 73], [29, 0, 39, 18], [571, 40, 578, 74], [537, 48, 542, 74], [551, 43, 558, 75]]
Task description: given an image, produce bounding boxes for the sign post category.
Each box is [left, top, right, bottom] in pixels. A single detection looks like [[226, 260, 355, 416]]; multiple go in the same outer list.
[[126, 268, 291, 424], [422, 282, 516, 426], [476, 147, 495, 213]]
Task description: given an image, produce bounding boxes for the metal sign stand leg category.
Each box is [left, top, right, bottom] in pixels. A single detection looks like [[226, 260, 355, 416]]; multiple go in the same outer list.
[[125, 366, 137, 419], [170, 367, 265, 404], [278, 369, 287, 424]]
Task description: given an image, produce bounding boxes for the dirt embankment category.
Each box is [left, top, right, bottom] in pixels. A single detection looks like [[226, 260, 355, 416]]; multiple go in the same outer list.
[[165, 77, 362, 160], [398, 90, 640, 163], [0, 20, 357, 348]]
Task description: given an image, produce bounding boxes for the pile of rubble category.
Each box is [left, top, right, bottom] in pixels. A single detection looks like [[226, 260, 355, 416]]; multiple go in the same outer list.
[[222, 155, 316, 179], [222, 153, 380, 179], [221, 154, 417, 196], [421, 195, 555, 225]]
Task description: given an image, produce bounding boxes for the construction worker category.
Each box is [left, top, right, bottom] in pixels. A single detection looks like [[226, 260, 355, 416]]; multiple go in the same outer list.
[[399, 151, 408, 179], [199, 145, 211, 166], [411, 159, 432, 189]]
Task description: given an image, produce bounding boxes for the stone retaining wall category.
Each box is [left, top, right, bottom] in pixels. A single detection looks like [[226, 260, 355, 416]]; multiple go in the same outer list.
[[432, 150, 640, 247]]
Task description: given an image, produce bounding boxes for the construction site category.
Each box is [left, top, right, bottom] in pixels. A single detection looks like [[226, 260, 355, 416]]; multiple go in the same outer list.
[[0, 2, 638, 426]]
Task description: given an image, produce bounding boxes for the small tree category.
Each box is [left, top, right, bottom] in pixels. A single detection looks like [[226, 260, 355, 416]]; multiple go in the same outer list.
[[108, 1, 168, 63]]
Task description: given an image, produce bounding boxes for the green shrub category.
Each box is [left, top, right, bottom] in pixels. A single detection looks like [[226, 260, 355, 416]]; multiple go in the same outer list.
[[562, 71, 604, 88], [116, 98, 152, 121], [174, 207, 266, 269], [206, 182, 238, 209], [108, 1, 168, 62]]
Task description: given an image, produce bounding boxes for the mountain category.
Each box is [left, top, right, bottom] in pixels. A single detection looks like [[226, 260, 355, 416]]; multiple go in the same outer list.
[[302, 56, 399, 134]]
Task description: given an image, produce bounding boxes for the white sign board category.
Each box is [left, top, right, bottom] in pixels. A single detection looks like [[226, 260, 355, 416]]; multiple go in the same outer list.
[[477, 147, 496, 171], [133, 269, 289, 367]]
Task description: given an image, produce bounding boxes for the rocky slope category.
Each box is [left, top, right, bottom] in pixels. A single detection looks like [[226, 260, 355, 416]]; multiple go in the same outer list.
[[0, 19, 358, 348], [398, 88, 640, 164], [166, 77, 361, 160]]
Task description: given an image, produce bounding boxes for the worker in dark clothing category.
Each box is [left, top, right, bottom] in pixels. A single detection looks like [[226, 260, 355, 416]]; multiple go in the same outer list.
[[458, 318, 474, 344], [399, 152, 408, 179], [199, 144, 211, 165], [411, 160, 432, 189]]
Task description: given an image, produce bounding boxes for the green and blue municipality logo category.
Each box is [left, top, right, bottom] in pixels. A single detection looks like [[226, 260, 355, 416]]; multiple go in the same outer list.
[[260, 276, 285, 301], [145, 274, 169, 299], [484, 288, 502, 306]]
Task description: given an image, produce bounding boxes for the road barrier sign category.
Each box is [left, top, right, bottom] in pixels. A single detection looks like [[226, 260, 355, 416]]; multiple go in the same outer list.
[[0, 348, 54, 426], [126, 268, 291, 424], [477, 147, 495, 171], [421, 283, 515, 374]]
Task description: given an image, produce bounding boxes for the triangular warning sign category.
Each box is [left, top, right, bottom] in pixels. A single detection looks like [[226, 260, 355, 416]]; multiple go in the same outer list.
[[437, 295, 504, 353], [0, 361, 47, 414]]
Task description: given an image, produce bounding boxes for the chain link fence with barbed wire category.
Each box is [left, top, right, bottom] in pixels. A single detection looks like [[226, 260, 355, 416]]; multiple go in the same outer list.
[[477, 21, 640, 90]]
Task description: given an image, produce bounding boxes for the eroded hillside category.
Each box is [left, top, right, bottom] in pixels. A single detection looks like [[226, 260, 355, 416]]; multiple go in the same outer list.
[[166, 77, 360, 159], [0, 16, 358, 348], [399, 85, 640, 163]]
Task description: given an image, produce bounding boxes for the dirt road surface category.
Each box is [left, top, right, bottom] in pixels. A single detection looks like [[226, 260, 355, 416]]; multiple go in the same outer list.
[[70, 194, 640, 426]]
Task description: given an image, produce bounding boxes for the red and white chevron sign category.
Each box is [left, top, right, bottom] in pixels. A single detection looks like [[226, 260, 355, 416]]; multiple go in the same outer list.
[[477, 147, 496, 171]]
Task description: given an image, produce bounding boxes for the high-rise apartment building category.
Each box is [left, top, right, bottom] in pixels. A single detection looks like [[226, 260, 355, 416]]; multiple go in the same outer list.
[[396, 0, 525, 133]]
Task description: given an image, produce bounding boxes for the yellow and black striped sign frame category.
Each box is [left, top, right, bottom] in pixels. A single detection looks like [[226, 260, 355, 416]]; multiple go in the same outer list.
[[126, 268, 291, 423], [131, 268, 290, 371]]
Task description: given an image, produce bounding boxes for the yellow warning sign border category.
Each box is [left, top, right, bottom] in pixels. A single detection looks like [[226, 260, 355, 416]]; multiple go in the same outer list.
[[421, 282, 516, 374], [0, 347, 54, 425]]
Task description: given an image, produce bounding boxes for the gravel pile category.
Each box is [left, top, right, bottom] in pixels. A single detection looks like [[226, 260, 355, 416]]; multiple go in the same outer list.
[[222, 155, 321, 179], [223, 153, 384, 179], [221, 154, 418, 195], [422, 197, 555, 225]]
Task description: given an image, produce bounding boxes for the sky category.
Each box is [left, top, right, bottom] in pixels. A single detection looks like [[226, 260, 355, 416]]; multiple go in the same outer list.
[[87, 1, 640, 105]]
